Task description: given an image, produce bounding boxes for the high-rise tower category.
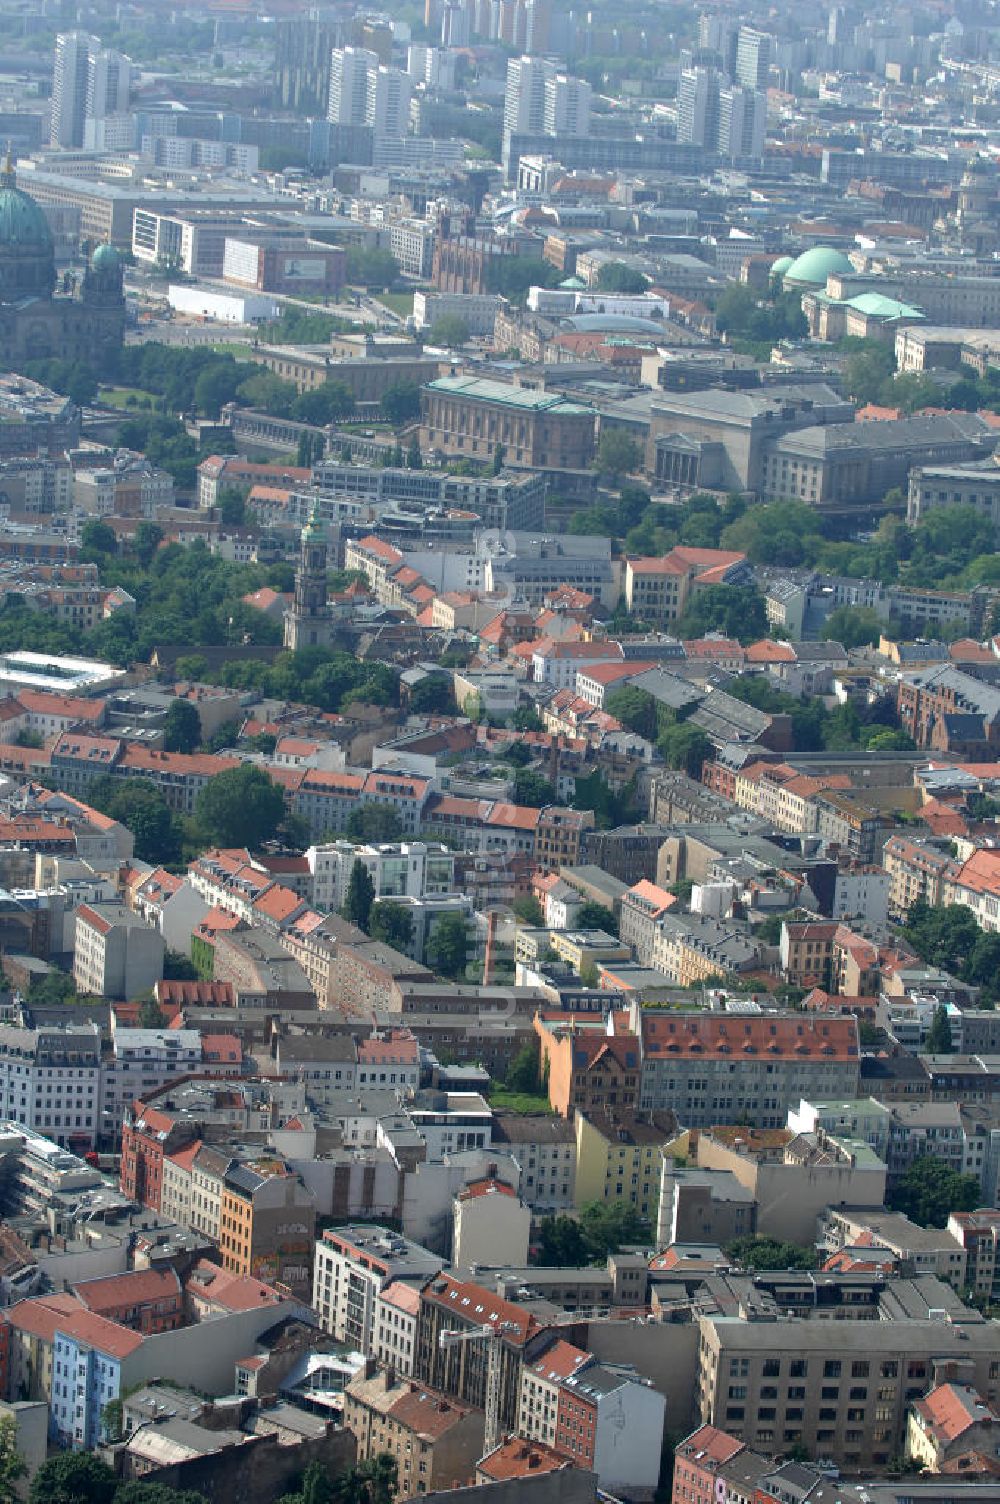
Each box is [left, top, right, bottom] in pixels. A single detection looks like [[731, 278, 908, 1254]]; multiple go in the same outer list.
[[285, 504, 335, 651]]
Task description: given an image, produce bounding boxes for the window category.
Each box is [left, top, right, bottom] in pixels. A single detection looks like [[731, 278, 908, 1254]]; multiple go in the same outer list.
[[824, 1360, 842, 1377]]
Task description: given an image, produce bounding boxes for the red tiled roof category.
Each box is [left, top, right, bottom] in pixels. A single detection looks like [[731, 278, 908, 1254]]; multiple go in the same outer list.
[[458, 1178, 515, 1202], [529, 1339, 591, 1383], [478, 1440, 568, 1481], [74, 1267, 180, 1315], [424, 1274, 537, 1345], [641, 1012, 857, 1060]]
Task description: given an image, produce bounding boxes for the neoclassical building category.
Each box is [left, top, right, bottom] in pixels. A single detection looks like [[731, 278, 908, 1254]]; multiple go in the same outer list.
[[0, 155, 126, 368]]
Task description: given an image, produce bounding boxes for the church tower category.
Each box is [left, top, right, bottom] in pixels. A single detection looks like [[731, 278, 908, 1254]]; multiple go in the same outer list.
[[285, 502, 335, 650]]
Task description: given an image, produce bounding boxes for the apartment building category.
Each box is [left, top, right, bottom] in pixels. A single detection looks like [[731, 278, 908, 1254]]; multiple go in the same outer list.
[[307, 841, 456, 914], [535, 1018, 641, 1119], [574, 1110, 677, 1220], [619, 880, 677, 967], [373, 1281, 422, 1378], [343, 1369, 486, 1496], [313, 1226, 441, 1351], [948, 1210, 1000, 1303], [73, 904, 164, 999], [0, 1025, 101, 1149], [695, 1312, 1000, 1469], [638, 1011, 860, 1128], [491, 1113, 577, 1214], [945, 848, 1000, 932], [650, 913, 760, 988], [882, 835, 956, 920], [555, 1362, 665, 1493], [414, 1274, 535, 1437], [519, 1340, 592, 1449], [218, 1160, 316, 1299], [624, 547, 749, 625]]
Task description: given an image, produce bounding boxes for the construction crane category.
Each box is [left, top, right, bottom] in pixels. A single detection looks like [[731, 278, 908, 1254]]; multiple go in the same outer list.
[[438, 1321, 518, 1456]]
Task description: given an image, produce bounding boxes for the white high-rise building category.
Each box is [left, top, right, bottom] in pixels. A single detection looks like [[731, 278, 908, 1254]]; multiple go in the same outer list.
[[51, 33, 133, 150], [441, 2, 471, 47], [504, 55, 590, 140], [86, 48, 132, 123], [677, 66, 720, 148], [504, 55, 548, 135], [328, 45, 380, 124], [718, 83, 766, 161], [366, 65, 412, 139], [51, 32, 98, 148], [735, 26, 772, 90], [542, 72, 591, 136]]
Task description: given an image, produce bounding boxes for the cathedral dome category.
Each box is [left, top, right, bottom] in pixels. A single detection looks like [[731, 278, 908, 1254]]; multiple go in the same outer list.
[[91, 242, 121, 272], [0, 158, 56, 302], [0, 175, 53, 252]]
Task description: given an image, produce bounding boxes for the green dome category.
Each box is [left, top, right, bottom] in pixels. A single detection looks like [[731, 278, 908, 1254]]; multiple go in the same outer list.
[[783, 245, 854, 286], [92, 242, 120, 271], [771, 255, 794, 275], [0, 182, 53, 251]]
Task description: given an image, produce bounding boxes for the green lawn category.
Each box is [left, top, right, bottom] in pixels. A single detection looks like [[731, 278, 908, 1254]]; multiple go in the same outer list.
[[374, 292, 415, 317], [100, 385, 157, 409], [210, 342, 255, 358], [488, 1087, 553, 1116]]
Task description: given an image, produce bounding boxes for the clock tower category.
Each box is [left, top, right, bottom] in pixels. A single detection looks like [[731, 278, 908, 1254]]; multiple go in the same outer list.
[[284, 503, 335, 650]]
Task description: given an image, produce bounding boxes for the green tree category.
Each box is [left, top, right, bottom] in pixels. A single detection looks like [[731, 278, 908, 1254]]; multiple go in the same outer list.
[[408, 675, 456, 715], [380, 383, 422, 426], [924, 1004, 954, 1055], [81, 519, 117, 555], [345, 247, 400, 288], [89, 777, 179, 865], [821, 605, 884, 648], [506, 1042, 542, 1094], [723, 1235, 818, 1271], [369, 900, 415, 953], [605, 686, 658, 740], [576, 900, 617, 934], [346, 804, 404, 842], [194, 764, 285, 849], [293, 383, 355, 425], [162, 698, 201, 754], [217, 488, 248, 526], [535, 1214, 590, 1266], [425, 912, 469, 979], [840, 339, 895, 404], [513, 767, 557, 807], [888, 1154, 981, 1227], [675, 584, 767, 643], [596, 262, 650, 293], [513, 704, 543, 732], [902, 900, 980, 973], [659, 723, 712, 778], [193, 361, 243, 418], [134, 522, 164, 568], [595, 428, 641, 482], [138, 996, 167, 1028], [578, 1200, 652, 1258], [0, 1415, 25, 1504], [342, 859, 376, 933], [428, 315, 470, 346], [512, 895, 544, 926], [406, 437, 422, 469], [29, 1454, 117, 1504]]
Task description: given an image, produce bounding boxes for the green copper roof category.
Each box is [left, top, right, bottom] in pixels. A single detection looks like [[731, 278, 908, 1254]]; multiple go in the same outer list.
[[846, 291, 925, 320], [92, 242, 121, 271], [0, 173, 53, 251], [783, 245, 854, 286], [303, 501, 326, 543]]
